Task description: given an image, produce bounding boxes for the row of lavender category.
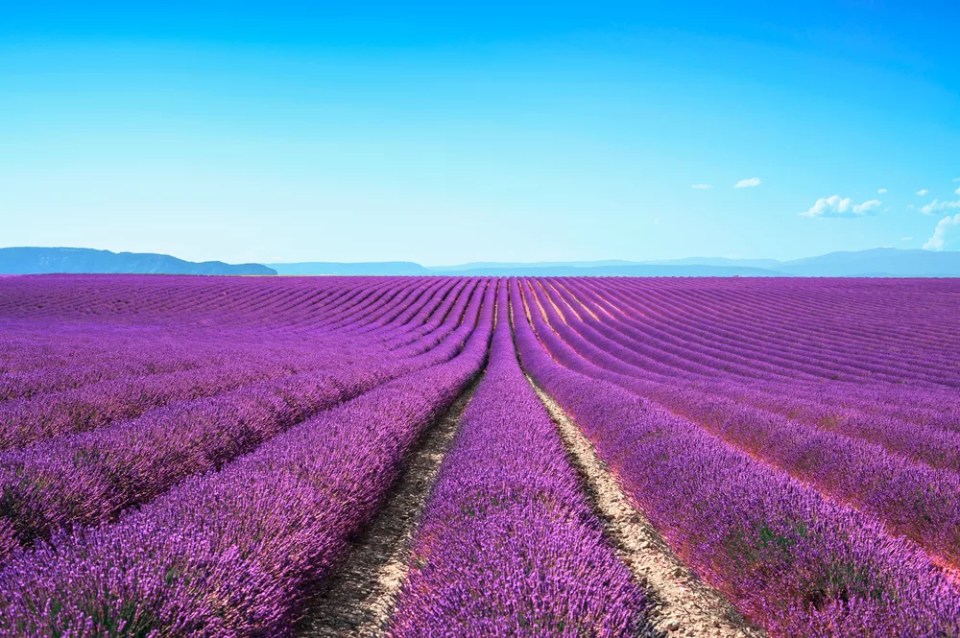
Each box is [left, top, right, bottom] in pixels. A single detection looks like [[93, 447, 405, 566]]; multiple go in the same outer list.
[[0, 277, 484, 557], [553, 278, 960, 471], [0, 276, 472, 450], [515, 277, 960, 636], [0, 276, 467, 403], [0, 283, 495, 636], [2, 274, 957, 636], [388, 285, 653, 637], [0, 277, 488, 446], [529, 279, 960, 566], [0, 279, 486, 565], [559, 278, 959, 390]]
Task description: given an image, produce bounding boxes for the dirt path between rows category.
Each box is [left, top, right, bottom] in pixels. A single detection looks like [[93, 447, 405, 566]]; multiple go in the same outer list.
[[295, 376, 480, 637], [531, 378, 766, 638]]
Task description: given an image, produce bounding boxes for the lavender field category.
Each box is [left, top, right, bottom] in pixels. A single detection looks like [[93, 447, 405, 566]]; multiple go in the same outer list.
[[1, 275, 959, 637]]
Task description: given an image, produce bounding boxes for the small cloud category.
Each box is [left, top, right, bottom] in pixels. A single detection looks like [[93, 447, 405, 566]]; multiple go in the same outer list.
[[920, 199, 960, 215], [955, 186, 960, 195], [901, 237, 913, 241], [953, 177, 960, 182], [800, 195, 882, 218], [878, 188, 888, 194], [734, 177, 761, 188], [917, 188, 930, 196], [923, 214, 960, 251], [691, 184, 713, 190]]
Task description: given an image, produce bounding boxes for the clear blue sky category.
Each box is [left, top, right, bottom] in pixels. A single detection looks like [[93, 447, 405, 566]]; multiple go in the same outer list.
[[2, 1, 958, 265]]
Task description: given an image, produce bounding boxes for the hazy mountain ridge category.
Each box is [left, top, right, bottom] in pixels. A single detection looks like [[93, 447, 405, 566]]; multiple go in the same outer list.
[[427, 264, 782, 277], [271, 261, 430, 276], [0, 248, 276, 276], [3, 247, 960, 277], [271, 249, 960, 277]]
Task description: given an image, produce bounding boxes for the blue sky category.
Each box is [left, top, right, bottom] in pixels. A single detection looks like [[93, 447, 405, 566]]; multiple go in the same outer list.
[[2, 1, 958, 264]]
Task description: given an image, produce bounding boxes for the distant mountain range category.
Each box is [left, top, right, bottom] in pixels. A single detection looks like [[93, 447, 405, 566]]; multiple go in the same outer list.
[[273, 249, 960, 277], [0, 247, 276, 276], [271, 261, 429, 276], [3, 246, 960, 277]]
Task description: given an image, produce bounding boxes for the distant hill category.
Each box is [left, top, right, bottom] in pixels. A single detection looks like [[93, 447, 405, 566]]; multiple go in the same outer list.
[[431, 263, 782, 277], [266, 260, 780, 277], [246, 248, 960, 277], [776, 248, 960, 277], [0, 247, 276, 276], [4, 247, 959, 277], [425, 249, 960, 277], [642, 256, 784, 270], [269, 261, 430, 276]]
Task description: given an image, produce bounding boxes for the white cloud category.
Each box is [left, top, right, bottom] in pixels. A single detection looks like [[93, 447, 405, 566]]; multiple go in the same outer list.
[[878, 188, 888, 194], [924, 214, 960, 251], [734, 177, 761, 188], [801, 195, 882, 218], [955, 186, 960, 195], [901, 237, 913, 242], [917, 188, 930, 196], [920, 199, 960, 215], [691, 184, 713, 190]]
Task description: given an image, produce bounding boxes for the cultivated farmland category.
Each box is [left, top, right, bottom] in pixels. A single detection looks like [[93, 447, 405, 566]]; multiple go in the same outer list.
[[0, 274, 958, 637]]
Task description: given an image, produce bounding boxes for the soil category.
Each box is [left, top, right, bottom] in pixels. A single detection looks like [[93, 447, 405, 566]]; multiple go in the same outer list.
[[295, 378, 480, 637], [531, 378, 767, 638]]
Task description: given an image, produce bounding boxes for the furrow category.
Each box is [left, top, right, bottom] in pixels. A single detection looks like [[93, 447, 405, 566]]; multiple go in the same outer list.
[[296, 376, 481, 638], [532, 378, 765, 638]]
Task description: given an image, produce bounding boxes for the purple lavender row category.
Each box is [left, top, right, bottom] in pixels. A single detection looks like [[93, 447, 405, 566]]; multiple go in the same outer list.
[[0, 283, 494, 637], [664, 282, 960, 388], [547, 282, 960, 540], [384, 281, 482, 357], [0, 277, 460, 410], [0, 279, 470, 449], [0, 338, 368, 402], [557, 280, 960, 452], [568, 277, 958, 387], [0, 346, 206, 402], [529, 279, 960, 567], [320, 278, 450, 333], [0, 323, 363, 404], [574, 279, 843, 380], [558, 277, 955, 390], [352, 278, 454, 335], [641, 385, 960, 566], [0, 330, 385, 405], [512, 280, 960, 637], [543, 279, 960, 468], [382, 279, 474, 348], [563, 278, 960, 418], [388, 284, 652, 637], [556, 278, 837, 382], [611, 277, 960, 364], [709, 377, 960, 436], [0, 356, 321, 451], [370, 279, 471, 350], [317, 278, 441, 335], [313, 279, 475, 343], [550, 279, 821, 383], [0, 275, 431, 335], [0, 279, 485, 563], [572, 279, 960, 421], [682, 379, 960, 473]]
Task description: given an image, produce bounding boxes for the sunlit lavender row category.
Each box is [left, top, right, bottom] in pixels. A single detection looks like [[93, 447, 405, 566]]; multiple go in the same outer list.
[[0, 274, 958, 637]]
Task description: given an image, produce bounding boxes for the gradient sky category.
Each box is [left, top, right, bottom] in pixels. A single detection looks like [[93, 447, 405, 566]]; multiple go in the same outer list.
[[2, 1, 959, 265]]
